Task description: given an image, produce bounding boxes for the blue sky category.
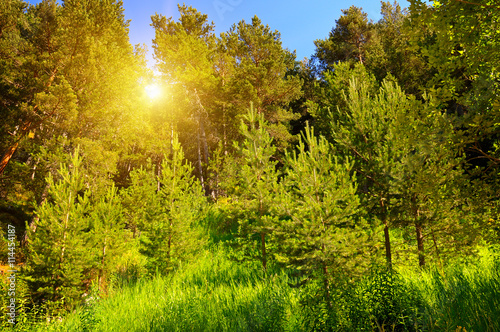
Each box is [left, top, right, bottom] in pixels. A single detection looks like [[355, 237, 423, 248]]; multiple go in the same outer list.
[[28, 0, 410, 66]]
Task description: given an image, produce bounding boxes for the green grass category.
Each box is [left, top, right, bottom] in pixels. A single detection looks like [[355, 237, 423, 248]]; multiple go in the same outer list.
[[399, 247, 500, 331], [24, 246, 301, 332], [5, 246, 500, 332]]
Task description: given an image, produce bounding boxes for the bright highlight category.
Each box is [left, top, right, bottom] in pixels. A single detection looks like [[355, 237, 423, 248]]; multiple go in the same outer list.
[[145, 84, 162, 100]]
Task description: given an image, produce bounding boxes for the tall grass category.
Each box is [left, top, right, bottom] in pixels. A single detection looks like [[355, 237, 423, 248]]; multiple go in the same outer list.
[[400, 247, 500, 331], [7, 246, 500, 331], [26, 246, 300, 332]]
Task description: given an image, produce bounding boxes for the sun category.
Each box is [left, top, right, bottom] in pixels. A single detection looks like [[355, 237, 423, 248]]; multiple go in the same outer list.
[[145, 84, 162, 100]]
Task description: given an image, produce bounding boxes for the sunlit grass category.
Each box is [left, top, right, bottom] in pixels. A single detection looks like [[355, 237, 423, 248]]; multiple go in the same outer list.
[[10, 246, 500, 332], [28, 246, 300, 332]]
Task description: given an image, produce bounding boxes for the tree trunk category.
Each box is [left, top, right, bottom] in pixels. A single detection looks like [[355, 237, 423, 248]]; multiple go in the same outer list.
[[99, 239, 107, 293], [196, 120, 205, 192], [383, 218, 392, 269], [0, 143, 19, 176], [322, 258, 332, 308], [223, 103, 228, 156], [415, 221, 425, 267], [167, 231, 172, 273], [411, 194, 425, 267], [430, 225, 443, 271], [199, 115, 209, 165], [380, 199, 392, 269]]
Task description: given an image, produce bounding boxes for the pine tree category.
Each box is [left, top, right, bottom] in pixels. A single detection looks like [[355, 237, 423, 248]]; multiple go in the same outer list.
[[24, 148, 92, 311], [151, 5, 217, 190], [123, 136, 206, 275], [330, 76, 469, 267], [224, 16, 303, 150], [87, 184, 130, 293], [275, 126, 364, 299], [313, 6, 374, 73], [224, 105, 280, 270]]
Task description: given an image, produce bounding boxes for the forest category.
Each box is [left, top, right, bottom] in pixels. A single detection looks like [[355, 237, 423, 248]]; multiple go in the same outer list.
[[1, 0, 500, 330]]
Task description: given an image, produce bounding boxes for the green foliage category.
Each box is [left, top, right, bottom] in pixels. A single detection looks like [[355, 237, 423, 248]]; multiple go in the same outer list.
[[400, 247, 500, 331], [296, 269, 423, 332], [313, 5, 374, 72], [223, 16, 303, 149], [123, 136, 207, 275], [276, 126, 367, 278], [28, 247, 298, 332], [328, 73, 471, 267], [23, 148, 138, 314], [366, 2, 430, 95], [11, 246, 500, 332], [87, 184, 131, 292], [24, 148, 92, 311], [222, 105, 281, 269], [309, 61, 378, 139], [350, 270, 423, 331], [4, 1, 500, 330]]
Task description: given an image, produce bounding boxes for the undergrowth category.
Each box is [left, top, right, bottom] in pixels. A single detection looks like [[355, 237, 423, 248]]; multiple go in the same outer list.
[[2, 246, 500, 331]]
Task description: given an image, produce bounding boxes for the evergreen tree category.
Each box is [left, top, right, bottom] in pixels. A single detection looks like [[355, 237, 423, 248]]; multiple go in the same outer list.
[[223, 105, 280, 270], [275, 126, 364, 299], [224, 16, 303, 150], [312, 6, 374, 73], [24, 148, 91, 310], [308, 62, 379, 140], [124, 136, 207, 275], [366, 1, 431, 96], [87, 184, 130, 293], [151, 5, 217, 190], [330, 76, 471, 267]]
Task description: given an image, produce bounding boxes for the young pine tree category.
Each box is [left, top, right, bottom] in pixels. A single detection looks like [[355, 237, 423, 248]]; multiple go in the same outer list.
[[25, 149, 92, 311], [331, 77, 469, 267], [87, 184, 131, 293], [123, 136, 206, 275], [275, 126, 366, 300], [224, 105, 281, 270]]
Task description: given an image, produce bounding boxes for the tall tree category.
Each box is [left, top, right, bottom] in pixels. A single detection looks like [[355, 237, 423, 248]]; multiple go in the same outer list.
[[151, 5, 217, 191], [366, 1, 431, 95], [313, 6, 374, 73], [1, 0, 146, 248], [224, 16, 303, 150]]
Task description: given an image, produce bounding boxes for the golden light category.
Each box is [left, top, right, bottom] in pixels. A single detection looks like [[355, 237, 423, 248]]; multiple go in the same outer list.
[[145, 84, 162, 100]]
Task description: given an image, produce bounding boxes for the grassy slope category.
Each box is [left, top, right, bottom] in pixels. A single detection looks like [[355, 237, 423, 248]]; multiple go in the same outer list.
[[31, 247, 301, 332], [7, 246, 500, 332]]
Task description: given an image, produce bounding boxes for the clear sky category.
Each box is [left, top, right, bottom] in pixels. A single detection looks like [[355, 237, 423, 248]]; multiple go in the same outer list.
[[27, 0, 410, 66]]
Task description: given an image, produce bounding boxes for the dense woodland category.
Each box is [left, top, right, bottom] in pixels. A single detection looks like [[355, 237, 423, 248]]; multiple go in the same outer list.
[[1, 0, 500, 330]]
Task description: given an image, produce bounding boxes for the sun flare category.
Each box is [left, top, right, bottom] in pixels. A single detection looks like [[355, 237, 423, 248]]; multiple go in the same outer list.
[[145, 84, 162, 100]]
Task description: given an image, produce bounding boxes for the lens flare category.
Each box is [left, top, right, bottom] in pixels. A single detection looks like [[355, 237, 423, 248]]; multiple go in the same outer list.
[[145, 84, 161, 100]]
